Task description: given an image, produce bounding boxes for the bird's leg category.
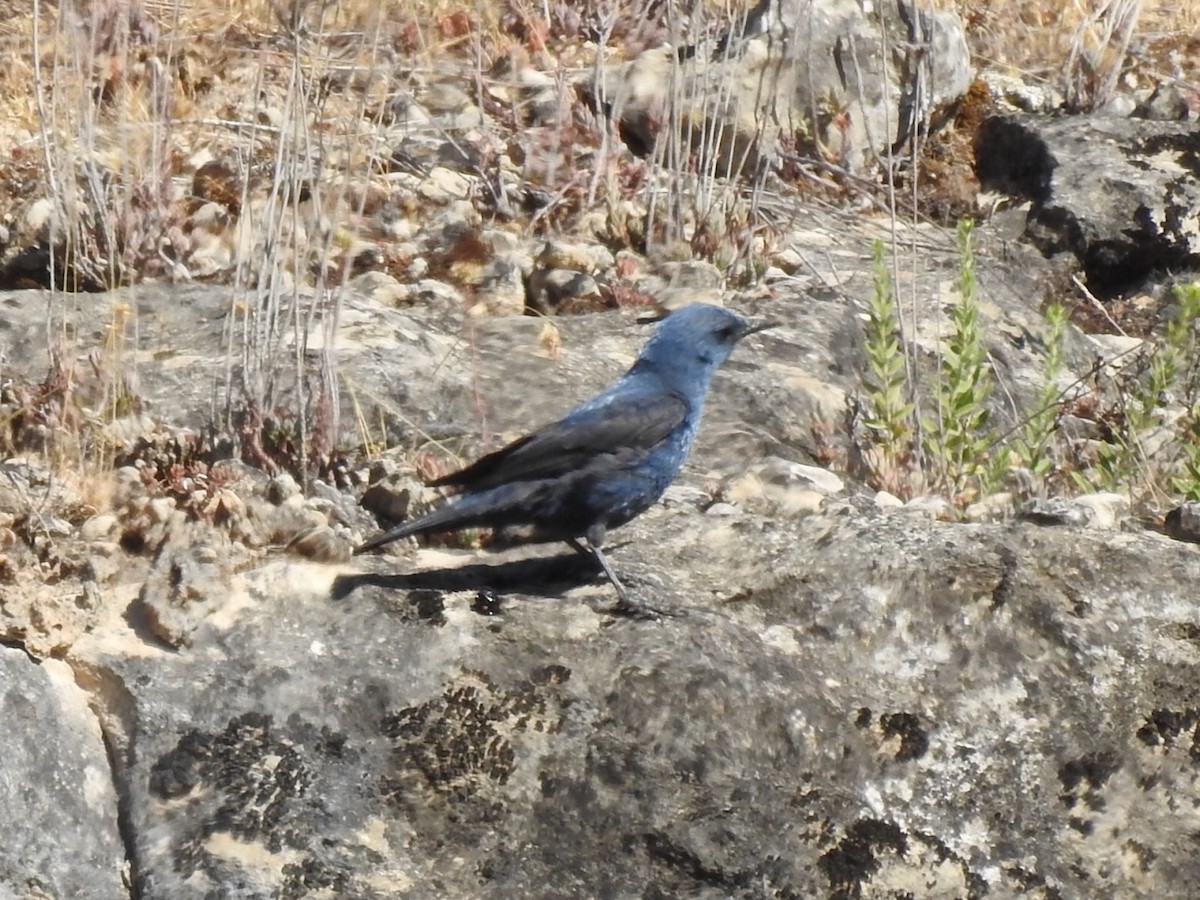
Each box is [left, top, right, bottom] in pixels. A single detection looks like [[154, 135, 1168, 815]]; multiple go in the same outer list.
[[568, 531, 676, 620], [568, 536, 629, 599]]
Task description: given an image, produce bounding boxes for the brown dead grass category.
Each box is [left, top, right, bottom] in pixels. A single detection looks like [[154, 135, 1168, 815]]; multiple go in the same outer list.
[[2, 0, 1196, 294], [937, 0, 1200, 93]]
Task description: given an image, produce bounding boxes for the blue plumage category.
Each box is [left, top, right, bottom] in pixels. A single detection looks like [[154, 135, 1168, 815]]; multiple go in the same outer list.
[[356, 303, 774, 614]]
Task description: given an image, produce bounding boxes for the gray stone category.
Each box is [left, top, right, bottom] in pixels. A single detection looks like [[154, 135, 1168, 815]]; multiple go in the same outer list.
[[360, 480, 412, 523], [263, 473, 299, 507], [1165, 501, 1200, 544], [1074, 492, 1130, 529], [596, 0, 972, 172], [62, 511, 1200, 898], [287, 524, 350, 563], [471, 258, 527, 318], [975, 114, 1200, 298], [135, 524, 236, 648], [1019, 497, 1095, 528], [527, 268, 602, 315], [0, 648, 125, 899]]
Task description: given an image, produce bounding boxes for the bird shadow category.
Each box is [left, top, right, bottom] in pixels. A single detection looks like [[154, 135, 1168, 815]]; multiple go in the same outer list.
[[330, 549, 606, 607]]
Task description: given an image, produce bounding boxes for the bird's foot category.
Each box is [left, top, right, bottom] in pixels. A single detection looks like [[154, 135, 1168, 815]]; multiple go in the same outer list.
[[604, 594, 681, 621]]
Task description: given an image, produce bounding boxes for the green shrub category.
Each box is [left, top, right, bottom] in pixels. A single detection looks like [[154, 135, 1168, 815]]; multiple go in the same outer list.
[[922, 219, 996, 502], [862, 239, 916, 495]]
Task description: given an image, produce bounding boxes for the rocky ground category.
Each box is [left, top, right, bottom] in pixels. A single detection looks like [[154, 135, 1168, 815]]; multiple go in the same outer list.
[[6, 273, 1200, 898], [4, 0, 1200, 898]]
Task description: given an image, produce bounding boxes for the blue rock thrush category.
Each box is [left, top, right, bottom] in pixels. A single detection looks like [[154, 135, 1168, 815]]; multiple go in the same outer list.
[[355, 303, 776, 615]]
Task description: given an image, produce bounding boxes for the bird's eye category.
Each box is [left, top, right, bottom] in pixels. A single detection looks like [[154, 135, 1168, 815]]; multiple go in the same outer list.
[[717, 324, 737, 341]]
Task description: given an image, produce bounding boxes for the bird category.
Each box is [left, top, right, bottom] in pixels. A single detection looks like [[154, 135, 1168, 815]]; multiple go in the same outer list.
[[355, 303, 776, 616]]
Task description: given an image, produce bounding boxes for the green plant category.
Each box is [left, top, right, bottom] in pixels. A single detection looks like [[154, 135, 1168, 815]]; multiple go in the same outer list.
[[1173, 403, 1200, 501], [1072, 281, 1200, 498], [923, 219, 996, 503], [1012, 302, 1068, 479], [861, 239, 916, 495], [1166, 282, 1200, 498]]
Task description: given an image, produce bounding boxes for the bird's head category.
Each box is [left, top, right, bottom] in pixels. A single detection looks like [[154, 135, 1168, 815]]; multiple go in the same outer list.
[[632, 303, 777, 392]]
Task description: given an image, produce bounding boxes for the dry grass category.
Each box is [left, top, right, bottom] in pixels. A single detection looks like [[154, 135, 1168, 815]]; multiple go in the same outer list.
[[3, 0, 1200, 486], [937, 0, 1200, 101]]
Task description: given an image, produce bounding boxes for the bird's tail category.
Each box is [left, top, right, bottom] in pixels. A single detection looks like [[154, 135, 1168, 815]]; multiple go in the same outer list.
[[353, 486, 527, 555]]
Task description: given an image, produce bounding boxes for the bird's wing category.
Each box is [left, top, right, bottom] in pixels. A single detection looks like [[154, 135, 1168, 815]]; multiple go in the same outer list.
[[430, 390, 689, 491]]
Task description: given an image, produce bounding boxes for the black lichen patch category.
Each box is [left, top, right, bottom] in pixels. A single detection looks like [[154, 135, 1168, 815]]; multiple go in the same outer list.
[[641, 830, 757, 894], [149, 713, 310, 846], [280, 856, 351, 900], [146, 712, 346, 885], [818, 818, 907, 899], [409, 589, 447, 625], [380, 668, 564, 804], [880, 712, 930, 762], [1123, 838, 1157, 874], [1005, 863, 1066, 900], [1136, 708, 1200, 761], [529, 664, 570, 686], [1059, 750, 1121, 793], [1058, 749, 1122, 816]]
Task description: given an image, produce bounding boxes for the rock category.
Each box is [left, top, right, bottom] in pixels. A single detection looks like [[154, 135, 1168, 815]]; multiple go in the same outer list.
[[135, 524, 236, 648], [265, 472, 301, 506], [903, 495, 954, 520], [419, 167, 474, 203], [1, 234, 1199, 898], [79, 514, 119, 541], [84, 542, 125, 585], [705, 501, 740, 516], [410, 278, 465, 312], [422, 81, 473, 115], [979, 70, 1064, 114], [725, 458, 841, 518], [308, 478, 371, 531], [0, 459, 85, 522], [1133, 82, 1200, 121], [1097, 94, 1137, 118], [360, 480, 412, 523], [658, 258, 724, 291], [0, 648, 125, 898], [1164, 501, 1200, 543], [287, 525, 351, 563], [760, 458, 844, 495], [527, 268, 604, 315], [874, 490, 905, 509], [595, 0, 971, 172], [147, 497, 177, 525], [527, 239, 614, 315], [1088, 333, 1146, 370], [975, 114, 1200, 297], [1074, 492, 1130, 529], [964, 491, 1015, 522], [22, 197, 55, 239], [349, 271, 409, 306], [487, 61, 562, 126], [660, 483, 712, 510], [62, 513, 1200, 898], [471, 258, 527, 317], [1019, 497, 1095, 528], [534, 240, 615, 274]]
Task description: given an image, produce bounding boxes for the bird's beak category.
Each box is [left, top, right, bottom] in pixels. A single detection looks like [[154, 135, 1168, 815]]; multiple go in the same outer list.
[[740, 316, 780, 337]]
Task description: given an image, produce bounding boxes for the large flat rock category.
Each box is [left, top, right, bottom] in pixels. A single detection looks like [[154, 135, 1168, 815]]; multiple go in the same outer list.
[[68, 507, 1200, 898]]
